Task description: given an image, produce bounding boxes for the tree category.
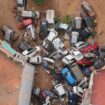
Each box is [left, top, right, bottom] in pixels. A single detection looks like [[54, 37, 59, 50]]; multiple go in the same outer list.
[[33, 0, 46, 4]]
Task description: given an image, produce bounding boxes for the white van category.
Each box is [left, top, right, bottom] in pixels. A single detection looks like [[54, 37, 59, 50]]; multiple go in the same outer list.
[[22, 10, 40, 19], [43, 29, 58, 46], [74, 17, 82, 29], [52, 38, 68, 55], [46, 10, 55, 31], [29, 55, 42, 64], [17, 0, 25, 12], [42, 57, 54, 64], [46, 10, 55, 24], [54, 83, 66, 100]]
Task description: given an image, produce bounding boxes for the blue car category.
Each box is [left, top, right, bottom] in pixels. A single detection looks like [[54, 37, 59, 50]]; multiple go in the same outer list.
[[61, 68, 77, 86]]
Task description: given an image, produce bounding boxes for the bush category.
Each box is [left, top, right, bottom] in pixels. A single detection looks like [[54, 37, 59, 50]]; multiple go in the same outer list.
[[62, 15, 73, 24], [54, 16, 61, 23], [32, 0, 46, 4]]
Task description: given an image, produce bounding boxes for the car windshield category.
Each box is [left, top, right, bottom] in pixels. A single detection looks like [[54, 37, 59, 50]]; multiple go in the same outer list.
[[60, 94, 66, 98], [73, 51, 83, 60], [37, 57, 39, 62], [64, 72, 68, 77], [76, 53, 82, 59], [101, 49, 105, 52]]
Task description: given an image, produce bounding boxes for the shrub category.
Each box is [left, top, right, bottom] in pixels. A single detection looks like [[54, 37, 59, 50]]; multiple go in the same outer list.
[[32, 0, 46, 4], [62, 15, 73, 24]]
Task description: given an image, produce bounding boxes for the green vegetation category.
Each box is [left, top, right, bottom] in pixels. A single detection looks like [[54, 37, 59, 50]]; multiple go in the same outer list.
[[62, 15, 73, 24], [54, 16, 61, 23], [32, 0, 46, 4], [54, 15, 73, 25]]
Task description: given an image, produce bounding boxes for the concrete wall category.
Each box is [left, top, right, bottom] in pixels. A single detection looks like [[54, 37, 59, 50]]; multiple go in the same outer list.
[[18, 63, 35, 105]]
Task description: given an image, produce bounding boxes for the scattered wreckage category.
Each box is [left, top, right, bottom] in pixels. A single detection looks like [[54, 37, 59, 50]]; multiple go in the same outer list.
[[1, 0, 105, 105]]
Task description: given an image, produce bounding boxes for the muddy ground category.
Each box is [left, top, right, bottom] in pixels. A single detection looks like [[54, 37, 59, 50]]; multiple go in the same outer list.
[[0, 0, 105, 105]]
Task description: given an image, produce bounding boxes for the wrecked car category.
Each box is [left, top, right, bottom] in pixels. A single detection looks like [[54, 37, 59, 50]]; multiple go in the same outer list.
[[1, 25, 19, 43]]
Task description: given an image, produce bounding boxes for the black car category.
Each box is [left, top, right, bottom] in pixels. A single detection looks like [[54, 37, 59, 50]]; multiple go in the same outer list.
[[99, 46, 105, 58], [68, 91, 78, 105], [80, 28, 91, 41], [83, 16, 93, 28], [39, 20, 48, 40], [94, 58, 105, 69]]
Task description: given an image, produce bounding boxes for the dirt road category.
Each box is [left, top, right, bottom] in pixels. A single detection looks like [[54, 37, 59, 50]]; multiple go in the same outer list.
[[0, 52, 22, 105], [88, 0, 105, 45], [28, 0, 81, 16]]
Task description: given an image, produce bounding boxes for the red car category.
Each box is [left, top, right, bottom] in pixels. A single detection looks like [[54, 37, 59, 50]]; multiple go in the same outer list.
[[17, 18, 32, 29], [80, 42, 99, 53], [77, 58, 92, 66]]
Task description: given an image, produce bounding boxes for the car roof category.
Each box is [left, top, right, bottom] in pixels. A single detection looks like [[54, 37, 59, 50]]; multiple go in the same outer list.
[[46, 10, 55, 24], [58, 23, 69, 30], [61, 67, 69, 74], [47, 29, 58, 41], [54, 84, 65, 96], [65, 54, 74, 60], [71, 50, 81, 55], [74, 41, 86, 47]]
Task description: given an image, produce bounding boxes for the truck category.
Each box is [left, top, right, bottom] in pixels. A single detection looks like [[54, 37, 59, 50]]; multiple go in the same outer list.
[[69, 63, 84, 82]]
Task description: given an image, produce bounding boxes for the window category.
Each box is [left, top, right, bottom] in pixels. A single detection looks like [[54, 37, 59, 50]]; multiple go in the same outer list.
[[64, 72, 68, 77]]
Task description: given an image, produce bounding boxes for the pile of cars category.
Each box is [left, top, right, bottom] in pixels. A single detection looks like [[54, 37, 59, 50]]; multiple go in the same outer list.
[[1, 0, 105, 105], [15, 0, 105, 105]]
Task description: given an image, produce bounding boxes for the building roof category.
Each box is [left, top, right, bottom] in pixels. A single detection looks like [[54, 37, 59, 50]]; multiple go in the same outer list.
[[92, 70, 105, 105]]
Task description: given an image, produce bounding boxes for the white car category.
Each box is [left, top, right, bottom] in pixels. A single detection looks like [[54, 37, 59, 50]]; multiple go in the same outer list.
[[29, 55, 42, 64], [62, 54, 75, 65], [26, 25, 36, 39], [52, 38, 68, 56], [54, 83, 66, 100], [70, 50, 83, 61], [42, 57, 54, 64], [73, 41, 88, 50], [22, 46, 41, 58], [43, 29, 58, 47], [17, 0, 25, 12]]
